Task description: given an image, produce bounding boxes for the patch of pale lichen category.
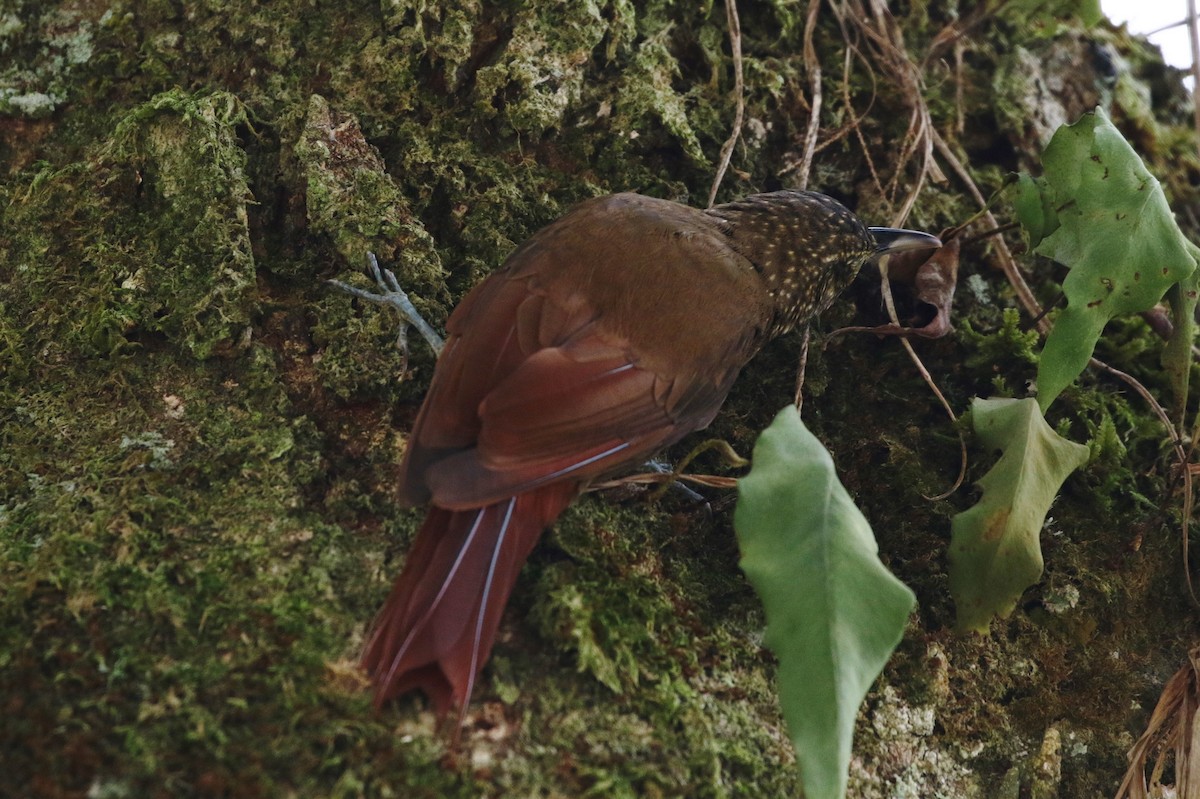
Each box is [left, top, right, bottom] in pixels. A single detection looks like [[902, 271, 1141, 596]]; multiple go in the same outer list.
[[0, 0, 103, 120]]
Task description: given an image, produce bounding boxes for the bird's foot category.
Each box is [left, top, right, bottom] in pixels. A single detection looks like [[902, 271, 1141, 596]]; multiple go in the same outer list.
[[327, 253, 445, 363], [643, 459, 707, 503]]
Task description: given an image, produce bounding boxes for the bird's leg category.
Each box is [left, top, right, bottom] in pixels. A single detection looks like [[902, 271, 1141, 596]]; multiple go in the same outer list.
[[327, 253, 445, 362]]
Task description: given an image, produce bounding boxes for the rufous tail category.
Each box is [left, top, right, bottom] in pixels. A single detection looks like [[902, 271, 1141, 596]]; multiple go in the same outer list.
[[361, 483, 575, 719]]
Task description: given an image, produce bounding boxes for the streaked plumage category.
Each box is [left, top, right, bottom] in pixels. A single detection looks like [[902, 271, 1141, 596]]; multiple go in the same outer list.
[[360, 190, 940, 725]]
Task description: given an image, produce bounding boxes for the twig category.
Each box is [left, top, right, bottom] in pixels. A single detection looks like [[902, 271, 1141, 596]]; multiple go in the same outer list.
[[907, 333, 968, 501], [828, 18, 885, 195], [960, 221, 1020, 245], [796, 0, 824, 191], [793, 326, 812, 410], [707, 0, 745, 208], [876, 261, 967, 500], [588, 472, 740, 492], [920, 3, 995, 69], [830, 0, 943, 224], [1188, 0, 1200, 162], [1147, 17, 1192, 36], [954, 38, 965, 134], [1091, 355, 1196, 606], [930, 128, 1048, 332], [588, 439, 749, 495], [806, 39, 875, 157]]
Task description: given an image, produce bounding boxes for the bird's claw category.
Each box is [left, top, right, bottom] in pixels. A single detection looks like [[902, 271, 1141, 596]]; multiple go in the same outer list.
[[327, 253, 446, 362], [644, 459, 707, 503], [366, 252, 405, 296]]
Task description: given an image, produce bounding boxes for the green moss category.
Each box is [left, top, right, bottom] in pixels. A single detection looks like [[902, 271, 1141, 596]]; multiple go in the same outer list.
[[958, 307, 1041, 396], [3, 91, 259, 362], [473, 2, 609, 134], [106, 90, 259, 358], [4, 0, 1200, 796], [615, 25, 710, 169], [295, 94, 448, 328]]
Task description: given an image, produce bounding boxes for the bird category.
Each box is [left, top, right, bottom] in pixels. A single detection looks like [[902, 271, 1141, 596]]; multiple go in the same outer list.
[[334, 190, 940, 730]]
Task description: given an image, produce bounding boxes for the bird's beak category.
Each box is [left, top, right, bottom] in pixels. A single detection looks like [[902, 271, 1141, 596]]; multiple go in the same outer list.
[[868, 227, 942, 255]]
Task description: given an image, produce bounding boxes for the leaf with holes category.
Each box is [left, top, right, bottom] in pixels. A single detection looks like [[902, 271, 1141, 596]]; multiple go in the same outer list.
[[1014, 107, 1196, 410], [949, 397, 1090, 632]]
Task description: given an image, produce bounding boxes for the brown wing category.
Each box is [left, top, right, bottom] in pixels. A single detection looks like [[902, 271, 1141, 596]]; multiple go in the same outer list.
[[399, 194, 769, 509]]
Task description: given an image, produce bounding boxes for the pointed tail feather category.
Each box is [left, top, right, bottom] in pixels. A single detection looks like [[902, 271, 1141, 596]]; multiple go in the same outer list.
[[362, 483, 576, 715]]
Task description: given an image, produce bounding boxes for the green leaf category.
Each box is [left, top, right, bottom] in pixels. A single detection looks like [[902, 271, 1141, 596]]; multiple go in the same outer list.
[[1013, 172, 1058, 248], [1020, 107, 1197, 410], [734, 406, 915, 799], [1077, 0, 1103, 26], [1161, 240, 1200, 424], [949, 398, 1090, 633]]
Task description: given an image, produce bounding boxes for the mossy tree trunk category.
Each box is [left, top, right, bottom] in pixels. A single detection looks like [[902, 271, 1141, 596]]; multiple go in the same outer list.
[[2, 1, 1197, 796]]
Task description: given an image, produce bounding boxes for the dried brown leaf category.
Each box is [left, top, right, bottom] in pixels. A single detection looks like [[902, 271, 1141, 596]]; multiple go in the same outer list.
[[835, 234, 961, 340], [1116, 646, 1200, 799]]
